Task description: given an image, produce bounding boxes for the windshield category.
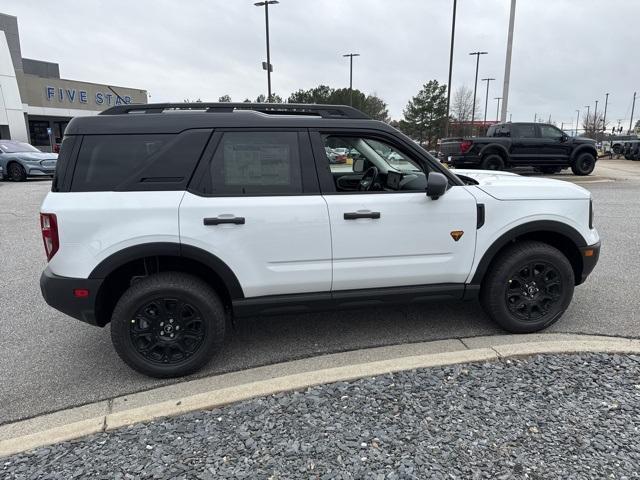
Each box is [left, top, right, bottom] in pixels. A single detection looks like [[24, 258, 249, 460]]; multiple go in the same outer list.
[[0, 142, 40, 153]]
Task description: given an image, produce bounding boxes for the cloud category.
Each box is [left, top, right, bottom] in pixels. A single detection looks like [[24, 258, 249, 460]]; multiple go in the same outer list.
[[4, 0, 639, 125]]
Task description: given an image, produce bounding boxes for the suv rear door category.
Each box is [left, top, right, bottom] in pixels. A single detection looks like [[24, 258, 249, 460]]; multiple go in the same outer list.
[[310, 129, 477, 292], [180, 129, 332, 298]]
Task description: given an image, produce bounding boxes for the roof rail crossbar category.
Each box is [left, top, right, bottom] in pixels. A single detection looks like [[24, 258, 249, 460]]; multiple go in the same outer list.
[[100, 102, 370, 119]]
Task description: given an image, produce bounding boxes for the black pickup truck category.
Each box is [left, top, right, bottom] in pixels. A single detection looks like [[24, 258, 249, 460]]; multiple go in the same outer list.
[[440, 122, 598, 175]]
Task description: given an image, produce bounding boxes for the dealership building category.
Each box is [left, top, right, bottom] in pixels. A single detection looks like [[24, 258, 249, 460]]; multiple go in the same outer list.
[[0, 12, 147, 150]]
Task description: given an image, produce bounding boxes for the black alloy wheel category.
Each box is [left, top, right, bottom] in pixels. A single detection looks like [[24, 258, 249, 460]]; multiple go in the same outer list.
[[481, 154, 504, 171], [129, 298, 206, 365], [8, 162, 27, 182], [505, 261, 562, 321], [480, 240, 574, 333], [111, 272, 226, 378]]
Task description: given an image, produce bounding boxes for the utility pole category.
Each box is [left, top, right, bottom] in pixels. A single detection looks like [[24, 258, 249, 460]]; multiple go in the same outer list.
[[534, 113, 537, 123], [469, 51, 488, 135], [593, 100, 599, 135], [482, 77, 495, 123], [630, 92, 637, 134], [575, 109, 580, 136], [254, 1, 279, 102], [500, 0, 517, 122], [494, 97, 502, 121], [445, 0, 458, 137], [602, 93, 609, 133], [342, 53, 360, 106]]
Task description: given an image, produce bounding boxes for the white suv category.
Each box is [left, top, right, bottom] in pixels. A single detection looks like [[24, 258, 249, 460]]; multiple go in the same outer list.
[[39, 103, 600, 377]]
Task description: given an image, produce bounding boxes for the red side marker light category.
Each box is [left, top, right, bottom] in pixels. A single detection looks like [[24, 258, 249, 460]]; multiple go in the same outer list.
[[73, 289, 90, 298]]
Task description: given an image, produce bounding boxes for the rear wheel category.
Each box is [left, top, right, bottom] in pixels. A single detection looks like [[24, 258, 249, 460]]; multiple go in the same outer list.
[[111, 272, 226, 378], [481, 154, 505, 171], [8, 162, 26, 182], [570, 152, 596, 176], [480, 241, 574, 333]]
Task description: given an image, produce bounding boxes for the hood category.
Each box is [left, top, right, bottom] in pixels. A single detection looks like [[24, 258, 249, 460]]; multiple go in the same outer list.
[[12, 152, 58, 161], [452, 169, 590, 200], [571, 136, 597, 145]]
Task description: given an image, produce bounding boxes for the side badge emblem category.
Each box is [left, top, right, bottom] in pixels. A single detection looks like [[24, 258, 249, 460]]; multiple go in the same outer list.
[[450, 230, 464, 242]]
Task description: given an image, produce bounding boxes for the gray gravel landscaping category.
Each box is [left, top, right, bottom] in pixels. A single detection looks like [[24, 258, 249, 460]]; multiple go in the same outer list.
[[3, 353, 640, 479]]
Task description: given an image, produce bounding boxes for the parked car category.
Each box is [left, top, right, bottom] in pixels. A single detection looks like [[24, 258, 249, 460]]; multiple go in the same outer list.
[[440, 122, 598, 175], [39, 103, 600, 378], [0, 140, 57, 181], [611, 135, 637, 155]]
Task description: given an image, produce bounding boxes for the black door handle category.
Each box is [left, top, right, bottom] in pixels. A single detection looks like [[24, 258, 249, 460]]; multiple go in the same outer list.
[[344, 211, 381, 220], [203, 217, 245, 225]]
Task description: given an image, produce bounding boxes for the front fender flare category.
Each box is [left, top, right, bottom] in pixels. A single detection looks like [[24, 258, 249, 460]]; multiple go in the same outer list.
[[470, 220, 587, 285]]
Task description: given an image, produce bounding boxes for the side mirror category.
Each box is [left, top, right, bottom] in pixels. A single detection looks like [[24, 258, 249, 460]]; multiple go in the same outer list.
[[560, 133, 569, 142], [426, 172, 448, 200], [353, 158, 365, 173]]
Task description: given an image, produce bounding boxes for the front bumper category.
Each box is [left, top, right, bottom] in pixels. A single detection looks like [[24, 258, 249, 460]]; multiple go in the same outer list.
[[40, 267, 103, 326], [27, 167, 55, 177], [579, 241, 600, 284]]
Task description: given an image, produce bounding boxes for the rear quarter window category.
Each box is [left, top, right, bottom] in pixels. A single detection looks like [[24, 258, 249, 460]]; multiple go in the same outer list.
[[70, 130, 212, 192]]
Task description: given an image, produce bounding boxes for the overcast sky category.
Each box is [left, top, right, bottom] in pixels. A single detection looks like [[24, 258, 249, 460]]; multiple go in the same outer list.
[[3, 0, 639, 128]]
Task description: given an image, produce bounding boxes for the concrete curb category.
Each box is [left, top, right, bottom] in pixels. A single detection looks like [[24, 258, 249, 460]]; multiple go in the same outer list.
[[1, 333, 639, 458]]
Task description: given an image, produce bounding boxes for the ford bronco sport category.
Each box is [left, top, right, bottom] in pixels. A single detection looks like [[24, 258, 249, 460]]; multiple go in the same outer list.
[[39, 103, 600, 378]]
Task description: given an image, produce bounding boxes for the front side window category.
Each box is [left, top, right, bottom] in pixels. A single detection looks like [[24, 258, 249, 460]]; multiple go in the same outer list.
[[322, 135, 427, 192], [539, 124, 563, 139], [209, 132, 302, 195]]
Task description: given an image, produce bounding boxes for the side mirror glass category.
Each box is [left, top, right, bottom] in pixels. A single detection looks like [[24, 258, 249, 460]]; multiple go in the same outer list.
[[561, 133, 569, 142], [426, 172, 448, 200], [353, 158, 365, 173]]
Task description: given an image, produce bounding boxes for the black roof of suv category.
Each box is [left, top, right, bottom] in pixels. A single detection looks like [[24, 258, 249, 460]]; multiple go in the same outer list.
[[65, 103, 394, 135]]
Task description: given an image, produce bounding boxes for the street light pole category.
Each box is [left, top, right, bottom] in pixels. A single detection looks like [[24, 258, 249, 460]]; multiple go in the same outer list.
[[630, 92, 637, 134], [445, 0, 458, 137], [342, 53, 360, 106], [494, 97, 502, 122], [481, 77, 495, 123], [593, 100, 599, 135], [469, 51, 488, 135], [602, 93, 609, 133], [254, 1, 279, 102], [575, 109, 580, 136], [500, 0, 517, 122]]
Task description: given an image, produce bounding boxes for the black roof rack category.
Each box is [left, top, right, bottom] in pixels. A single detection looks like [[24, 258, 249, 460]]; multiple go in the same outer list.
[[100, 102, 370, 119]]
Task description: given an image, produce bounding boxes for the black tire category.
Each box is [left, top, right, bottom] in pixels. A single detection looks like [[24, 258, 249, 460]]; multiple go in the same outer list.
[[7, 162, 27, 182], [481, 154, 505, 171], [111, 272, 226, 378], [540, 166, 562, 174], [480, 241, 574, 333], [612, 145, 622, 155], [570, 152, 596, 176]]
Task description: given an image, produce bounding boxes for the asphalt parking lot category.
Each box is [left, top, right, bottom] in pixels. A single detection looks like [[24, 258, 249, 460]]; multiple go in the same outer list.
[[0, 158, 639, 426]]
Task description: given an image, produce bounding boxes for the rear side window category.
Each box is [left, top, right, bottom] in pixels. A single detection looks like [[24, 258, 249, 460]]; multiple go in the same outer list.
[[208, 131, 302, 195], [71, 130, 212, 192], [487, 124, 511, 137], [513, 124, 536, 138]]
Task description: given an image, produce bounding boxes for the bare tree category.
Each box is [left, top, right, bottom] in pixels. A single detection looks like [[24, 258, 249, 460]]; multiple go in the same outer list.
[[582, 112, 607, 139], [451, 86, 479, 123]]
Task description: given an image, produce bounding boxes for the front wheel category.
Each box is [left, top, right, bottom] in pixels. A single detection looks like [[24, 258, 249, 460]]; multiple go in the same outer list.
[[111, 272, 226, 378], [570, 153, 596, 175], [480, 241, 574, 333]]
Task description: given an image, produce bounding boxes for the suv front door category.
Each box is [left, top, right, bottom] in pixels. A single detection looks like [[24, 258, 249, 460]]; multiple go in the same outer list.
[[311, 130, 478, 292], [180, 130, 332, 298]]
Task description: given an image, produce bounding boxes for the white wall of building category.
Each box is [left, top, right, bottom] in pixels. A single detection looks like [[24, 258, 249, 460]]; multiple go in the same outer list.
[[0, 31, 28, 141]]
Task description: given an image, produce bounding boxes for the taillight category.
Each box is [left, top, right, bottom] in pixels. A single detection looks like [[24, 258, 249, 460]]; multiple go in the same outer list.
[[40, 213, 59, 261], [460, 140, 473, 154]]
